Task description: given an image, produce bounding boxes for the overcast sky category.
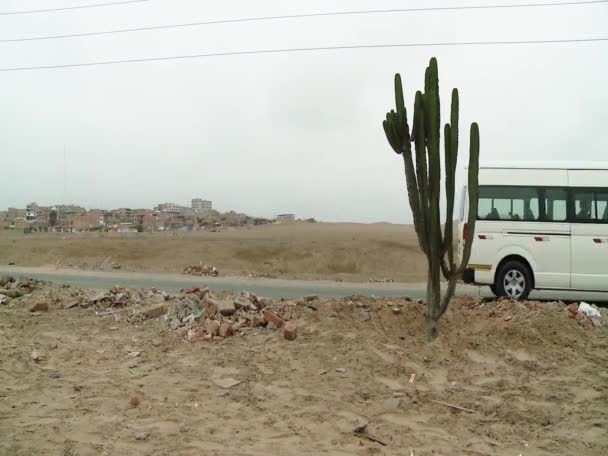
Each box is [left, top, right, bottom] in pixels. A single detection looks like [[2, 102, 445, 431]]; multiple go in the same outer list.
[[1, 0, 607, 223]]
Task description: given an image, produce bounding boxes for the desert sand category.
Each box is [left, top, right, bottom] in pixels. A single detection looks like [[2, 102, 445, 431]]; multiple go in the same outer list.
[[0, 223, 427, 283], [1, 279, 607, 456]]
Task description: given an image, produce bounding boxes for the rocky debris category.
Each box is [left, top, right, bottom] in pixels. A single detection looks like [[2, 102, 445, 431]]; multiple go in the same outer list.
[[139, 303, 168, 320], [219, 322, 234, 338], [1, 289, 24, 299], [353, 422, 368, 433], [83, 290, 109, 308], [566, 303, 579, 317], [0, 275, 15, 287], [183, 263, 218, 277], [0, 294, 10, 305], [212, 377, 241, 389], [129, 397, 140, 408], [135, 432, 150, 441], [30, 301, 49, 312], [369, 277, 395, 283], [161, 290, 301, 342], [31, 350, 42, 362], [303, 295, 319, 302]]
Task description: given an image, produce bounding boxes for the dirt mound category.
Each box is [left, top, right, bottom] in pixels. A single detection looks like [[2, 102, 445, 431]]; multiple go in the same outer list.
[[1, 282, 607, 455]]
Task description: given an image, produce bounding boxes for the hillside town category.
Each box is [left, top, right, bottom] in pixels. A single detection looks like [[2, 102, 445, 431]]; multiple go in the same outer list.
[[0, 198, 302, 232]]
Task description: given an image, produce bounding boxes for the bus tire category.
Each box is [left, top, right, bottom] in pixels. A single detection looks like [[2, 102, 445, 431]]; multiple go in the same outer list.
[[489, 285, 497, 296], [495, 260, 532, 300]]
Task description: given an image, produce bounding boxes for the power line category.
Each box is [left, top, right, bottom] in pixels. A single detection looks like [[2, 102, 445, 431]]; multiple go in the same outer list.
[[0, 0, 152, 16], [1, 1, 607, 42], [1, 37, 606, 72]]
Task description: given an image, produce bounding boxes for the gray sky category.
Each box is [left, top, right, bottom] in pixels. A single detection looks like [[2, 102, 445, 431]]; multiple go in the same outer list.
[[1, 0, 607, 223]]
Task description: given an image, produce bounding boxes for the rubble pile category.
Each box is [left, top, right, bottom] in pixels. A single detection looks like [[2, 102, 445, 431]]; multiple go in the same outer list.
[[183, 264, 219, 277], [162, 287, 302, 342], [369, 277, 395, 283], [0, 275, 42, 303]]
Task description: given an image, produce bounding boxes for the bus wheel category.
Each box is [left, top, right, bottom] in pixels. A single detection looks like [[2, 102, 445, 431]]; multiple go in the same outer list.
[[496, 260, 532, 300]]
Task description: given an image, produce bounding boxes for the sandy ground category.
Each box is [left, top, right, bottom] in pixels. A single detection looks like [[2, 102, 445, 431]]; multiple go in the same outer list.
[[1, 280, 607, 455], [0, 223, 426, 283]]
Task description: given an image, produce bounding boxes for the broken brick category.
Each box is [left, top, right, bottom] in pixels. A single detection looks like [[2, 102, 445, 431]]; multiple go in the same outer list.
[[219, 323, 234, 338], [263, 309, 284, 328], [30, 302, 48, 312], [284, 321, 297, 340]]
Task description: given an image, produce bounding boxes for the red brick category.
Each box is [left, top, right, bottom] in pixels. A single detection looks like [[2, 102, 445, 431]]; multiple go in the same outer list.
[[219, 323, 234, 338], [284, 321, 297, 340], [141, 303, 167, 320], [263, 309, 284, 328], [30, 302, 48, 312]]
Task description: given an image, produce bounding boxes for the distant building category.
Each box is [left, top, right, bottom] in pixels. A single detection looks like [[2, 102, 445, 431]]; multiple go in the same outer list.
[[155, 202, 182, 214], [276, 214, 295, 223], [55, 204, 85, 222], [192, 198, 212, 213], [26, 202, 39, 222]]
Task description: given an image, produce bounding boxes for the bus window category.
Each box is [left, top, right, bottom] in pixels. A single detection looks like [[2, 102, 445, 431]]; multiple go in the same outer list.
[[597, 192, 608, 222], [573, 191, 595, 221], [478, 186, 539, 221], [544, 188, 567, 222]]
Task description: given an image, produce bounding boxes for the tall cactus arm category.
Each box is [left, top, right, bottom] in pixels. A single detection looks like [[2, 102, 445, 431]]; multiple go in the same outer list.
[[457, 122, 480, 275], [443, 89, 460, 270], [425, 61, 441, 261], [412, 91, 429, 254], [383, 116, 401, 154]]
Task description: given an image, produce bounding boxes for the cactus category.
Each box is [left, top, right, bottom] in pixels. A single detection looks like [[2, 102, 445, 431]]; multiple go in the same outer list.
[[383, 58, 480, 340]]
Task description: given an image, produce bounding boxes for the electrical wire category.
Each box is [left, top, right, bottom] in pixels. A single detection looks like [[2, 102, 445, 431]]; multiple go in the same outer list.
[[1, 37, 606, 72], [2, 0, 607, 42], [0, 0, 153, 16]]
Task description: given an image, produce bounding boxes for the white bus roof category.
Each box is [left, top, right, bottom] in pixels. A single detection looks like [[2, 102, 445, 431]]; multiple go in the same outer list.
[[469, 161, 608, 171]]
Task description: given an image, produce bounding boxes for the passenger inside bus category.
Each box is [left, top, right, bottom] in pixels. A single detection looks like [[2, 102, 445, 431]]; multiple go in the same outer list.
[[577, 199, 592, 220]]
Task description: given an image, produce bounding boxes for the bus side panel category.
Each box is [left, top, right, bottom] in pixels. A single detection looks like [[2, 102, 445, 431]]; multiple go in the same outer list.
[[569, 170, 608, 291]]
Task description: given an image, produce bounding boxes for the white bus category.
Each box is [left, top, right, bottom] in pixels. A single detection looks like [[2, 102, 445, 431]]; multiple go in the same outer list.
[[459, 162, 608, 299]]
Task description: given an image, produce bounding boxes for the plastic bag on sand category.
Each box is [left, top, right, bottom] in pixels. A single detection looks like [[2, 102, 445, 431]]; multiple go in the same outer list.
[[578, 302, 601, 318]]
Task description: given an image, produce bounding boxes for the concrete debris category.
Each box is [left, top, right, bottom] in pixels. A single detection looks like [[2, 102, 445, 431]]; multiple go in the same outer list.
[[135, 432, 150, 441], [139, 303, 167, 320], [216, 299, 236, 317], [213, 377, 241, 389], [353, 422, 369, 433], [369, 277, 395, 283], [2, 289, 25, 299], [183, 264, 219, 277]]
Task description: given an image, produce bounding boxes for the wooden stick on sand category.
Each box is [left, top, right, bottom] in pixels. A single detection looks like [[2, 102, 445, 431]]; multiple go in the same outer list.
[[431, 399, 477, 414]]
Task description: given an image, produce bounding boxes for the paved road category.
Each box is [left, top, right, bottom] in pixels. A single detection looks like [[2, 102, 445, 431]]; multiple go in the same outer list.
[[1, 266, 607, 303]]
